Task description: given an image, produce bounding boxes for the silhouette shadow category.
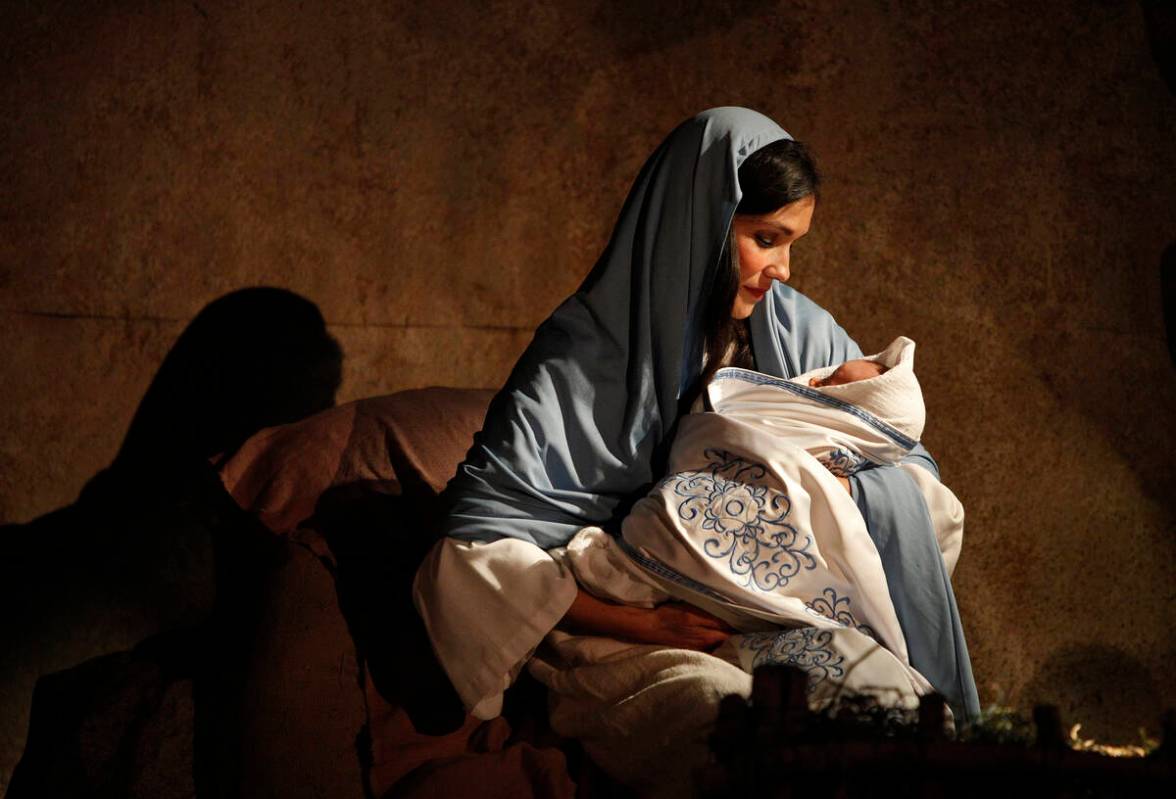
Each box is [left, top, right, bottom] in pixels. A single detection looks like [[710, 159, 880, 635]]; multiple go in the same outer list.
[[1, 287, 342, 796]]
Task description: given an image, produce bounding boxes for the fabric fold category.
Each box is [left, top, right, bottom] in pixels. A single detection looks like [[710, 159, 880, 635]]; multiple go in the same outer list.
[[412, 538, 579, 718], [851, 465, 979, 720]]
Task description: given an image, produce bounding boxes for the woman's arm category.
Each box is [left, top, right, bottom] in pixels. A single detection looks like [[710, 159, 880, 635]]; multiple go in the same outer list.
[[559, 588, 733, 651]]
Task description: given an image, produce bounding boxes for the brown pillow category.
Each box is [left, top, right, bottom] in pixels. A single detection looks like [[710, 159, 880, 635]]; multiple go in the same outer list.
[[218, 387, 495, 534], [356, 388, 497, 495]]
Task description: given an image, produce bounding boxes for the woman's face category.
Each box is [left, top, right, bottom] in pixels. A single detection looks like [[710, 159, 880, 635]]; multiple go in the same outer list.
[[729, 195, 816, 319]]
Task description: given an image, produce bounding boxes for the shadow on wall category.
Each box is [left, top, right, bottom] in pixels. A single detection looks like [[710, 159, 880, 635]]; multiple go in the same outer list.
[[1018, 643, 1163, 743], [114, 286, 344, 472], [1142, 1, 1176, 372], [0, 287, 343, 794]]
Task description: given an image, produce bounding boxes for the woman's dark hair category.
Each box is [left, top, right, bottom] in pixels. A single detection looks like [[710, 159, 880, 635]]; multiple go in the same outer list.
[[687, 138, 820, 410]]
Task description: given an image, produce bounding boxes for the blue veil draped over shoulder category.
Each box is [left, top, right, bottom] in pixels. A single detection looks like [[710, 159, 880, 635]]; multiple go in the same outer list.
[[440, 107, 979, 720]]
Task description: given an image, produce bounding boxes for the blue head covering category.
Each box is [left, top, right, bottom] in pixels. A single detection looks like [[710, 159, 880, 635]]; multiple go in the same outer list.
[[441, 107, 854, 547]]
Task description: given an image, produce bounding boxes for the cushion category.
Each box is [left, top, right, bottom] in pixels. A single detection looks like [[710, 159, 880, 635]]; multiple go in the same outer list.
[[218, 387, 495, 534]]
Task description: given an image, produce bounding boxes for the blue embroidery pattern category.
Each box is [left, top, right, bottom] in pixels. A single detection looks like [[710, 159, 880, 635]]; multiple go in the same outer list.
[[663, 449, 815, 591], [804, 588, 877, 640], [740, 628, 845, 692], [817, 448, 867, 477]]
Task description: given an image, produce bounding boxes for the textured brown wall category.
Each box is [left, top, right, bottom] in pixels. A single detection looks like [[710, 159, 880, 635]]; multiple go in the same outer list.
[[2, 0, 1174, 774]]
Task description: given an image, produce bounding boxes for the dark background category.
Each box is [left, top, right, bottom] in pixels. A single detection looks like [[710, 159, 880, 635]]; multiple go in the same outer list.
[[2, 0, 1174, 788]]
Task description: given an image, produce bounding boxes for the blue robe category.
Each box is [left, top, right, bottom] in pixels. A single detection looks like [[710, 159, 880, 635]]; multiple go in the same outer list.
[[438, 107, 979, 720]]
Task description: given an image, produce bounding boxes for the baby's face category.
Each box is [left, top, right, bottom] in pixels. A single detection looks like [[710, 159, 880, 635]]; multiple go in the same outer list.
[[809, 359, 887, 388]]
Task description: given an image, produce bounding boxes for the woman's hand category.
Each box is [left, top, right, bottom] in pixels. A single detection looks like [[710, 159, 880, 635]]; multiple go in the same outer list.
[[637, 602, 734, 651], [837, 476, 852, 495], [560, 589, 733, 652]]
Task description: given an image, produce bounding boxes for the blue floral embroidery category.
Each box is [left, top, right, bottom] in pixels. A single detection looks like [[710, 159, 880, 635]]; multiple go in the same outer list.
[[663, 449, 815, 591], [817, 448, 866, 477], [740, 628, 845, 692], [804, 588, 877, 640]]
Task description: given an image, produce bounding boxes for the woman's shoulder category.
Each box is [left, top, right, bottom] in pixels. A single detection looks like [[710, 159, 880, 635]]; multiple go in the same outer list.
[[763, 284, 862, 369], [773, 283, 837, 320], [769, 284, 850, 338]]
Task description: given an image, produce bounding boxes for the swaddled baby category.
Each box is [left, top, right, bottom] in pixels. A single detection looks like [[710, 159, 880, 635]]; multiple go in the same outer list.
[[719, 334, 927, 481], [565, 336, 939, 644]]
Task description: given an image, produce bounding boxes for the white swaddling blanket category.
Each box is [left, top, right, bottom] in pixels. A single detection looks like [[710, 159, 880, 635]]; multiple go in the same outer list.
[[570, 337, 930, 676], [482, 337, 954, 790]]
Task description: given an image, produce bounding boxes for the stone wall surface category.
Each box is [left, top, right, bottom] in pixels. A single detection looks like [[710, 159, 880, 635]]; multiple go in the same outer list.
[[2, 0, 1174, 787]]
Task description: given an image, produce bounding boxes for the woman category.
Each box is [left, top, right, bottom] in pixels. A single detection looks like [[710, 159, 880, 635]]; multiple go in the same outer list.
[[414, 107, 977, 776]]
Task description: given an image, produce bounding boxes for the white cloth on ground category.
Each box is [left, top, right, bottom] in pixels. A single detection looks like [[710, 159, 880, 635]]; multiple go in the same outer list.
[[528, 623, 928, 797]]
